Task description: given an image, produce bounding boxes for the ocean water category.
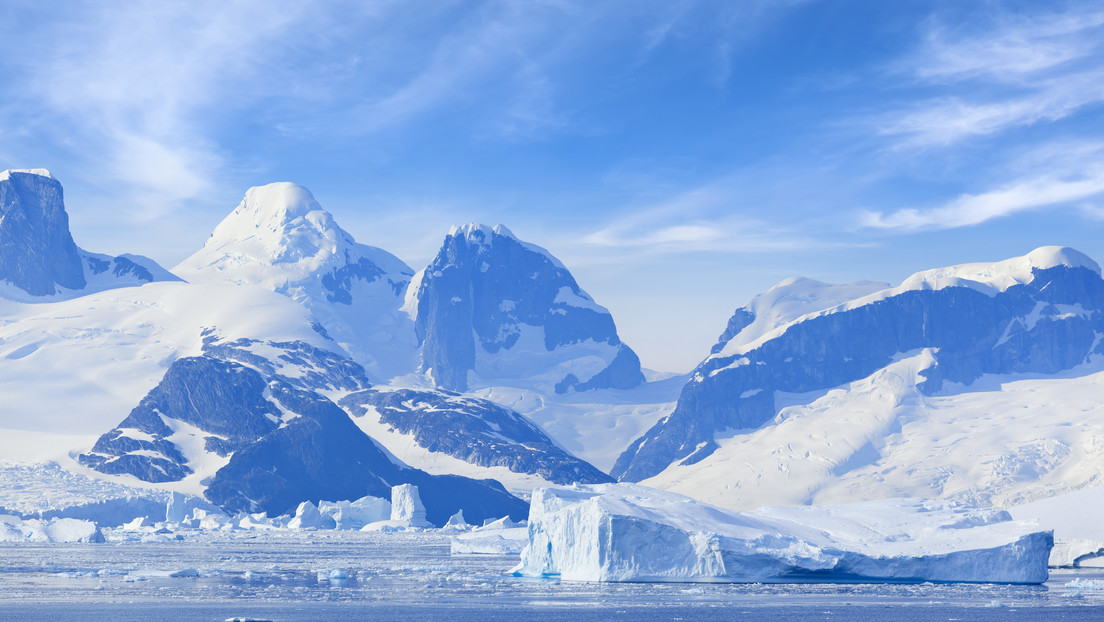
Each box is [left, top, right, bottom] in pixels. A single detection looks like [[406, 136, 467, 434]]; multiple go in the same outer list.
[[1, 530, 1101, 621]]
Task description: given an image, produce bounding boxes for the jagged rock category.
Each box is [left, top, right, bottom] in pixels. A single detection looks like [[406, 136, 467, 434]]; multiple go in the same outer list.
[[409, 223, 643, 393]]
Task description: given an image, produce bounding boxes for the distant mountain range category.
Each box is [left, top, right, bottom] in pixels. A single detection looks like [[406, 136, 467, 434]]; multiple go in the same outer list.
[[614, 246, 1104, 511], [2, 167, 1103, 524]]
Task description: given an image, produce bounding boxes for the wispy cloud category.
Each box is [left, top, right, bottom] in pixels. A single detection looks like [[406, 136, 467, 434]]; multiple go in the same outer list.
[[906, 9, 1104, 81], [878, 5, 1104, 147], [862, 142, 1104, 231], [0, 0, 327, 217], [569, 179, 842, 260]]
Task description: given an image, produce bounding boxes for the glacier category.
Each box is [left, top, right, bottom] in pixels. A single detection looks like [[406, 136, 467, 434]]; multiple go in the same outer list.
[[514, 484, 1053, 584]]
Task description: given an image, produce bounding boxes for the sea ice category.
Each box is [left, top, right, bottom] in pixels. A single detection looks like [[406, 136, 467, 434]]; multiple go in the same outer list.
[[318, 495, 390, 530], [0, 515, 104, 543], [513, 484, 1053, 584], [451, 527, 529, 555], [475, 516, 519, 530], [441, 510, 472, 532]]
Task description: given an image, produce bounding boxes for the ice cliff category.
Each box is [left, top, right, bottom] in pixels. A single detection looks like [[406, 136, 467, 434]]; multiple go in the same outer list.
[[514, 484, 1053, 584]]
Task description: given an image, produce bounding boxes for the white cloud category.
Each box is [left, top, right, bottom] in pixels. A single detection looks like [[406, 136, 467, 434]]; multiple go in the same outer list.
[[0, 0, 336, 217], [908, 10, 1104, 82], [879, 73, 1104, 146], [570, 180, 838, 260], [862, 147, 1104, 231], [879, 5, 1104, 147]]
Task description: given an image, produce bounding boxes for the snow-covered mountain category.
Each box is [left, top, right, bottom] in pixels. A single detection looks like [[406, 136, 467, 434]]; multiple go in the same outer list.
[[78, 334, 528, 523], [0, 169, 178, 300], [614, 246, 1104, 511], [174, 182, 418, 381], [0, 174, 617, 527], [408, 223, 644, 393]]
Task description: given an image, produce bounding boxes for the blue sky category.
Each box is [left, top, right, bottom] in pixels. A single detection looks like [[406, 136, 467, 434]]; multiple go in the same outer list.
[[2, 0, 1103, 372]]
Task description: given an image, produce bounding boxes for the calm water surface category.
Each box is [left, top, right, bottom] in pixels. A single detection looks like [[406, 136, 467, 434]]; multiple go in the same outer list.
[[1, 530, 1101, 621]]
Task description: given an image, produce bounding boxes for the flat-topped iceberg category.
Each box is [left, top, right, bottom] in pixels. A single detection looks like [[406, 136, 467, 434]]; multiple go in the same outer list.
[[513, 484, 1052, 584]]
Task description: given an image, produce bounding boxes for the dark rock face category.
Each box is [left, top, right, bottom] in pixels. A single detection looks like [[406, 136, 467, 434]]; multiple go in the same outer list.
[[710, 308, 754, 355], [78, 357, 281, 482], [340, 388, 613, 486], [0, 172, 86, 295], [613, 265, 1104, 483], [79, 338, 528, 523], [203, 382, 527, 523], [319, 253, 392, 304], [413, 224, 644, 392]]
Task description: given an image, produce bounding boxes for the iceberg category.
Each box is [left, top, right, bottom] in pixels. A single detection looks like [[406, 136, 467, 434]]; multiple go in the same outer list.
[[0, 515, 105, 543], [390, 483, 430, 528], [318, 495, 390, 530], [513, 484, 1052, 584]]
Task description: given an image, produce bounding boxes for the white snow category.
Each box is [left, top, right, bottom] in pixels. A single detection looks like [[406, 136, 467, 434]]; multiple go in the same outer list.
[[513, 483, 1052, 583], [474, 374, 684, 473], [174, 182, 419, 382], [646, 352, 1104, 512], [714, 246, 1098, 360], [441, 510, 471, 532], [893, 246, 1100, 295], [712, 277, 890, 359], [346, 401, 559, 493], [552, 286, 609, 314], [0, 168, 53, 181], [448, 223, 568, 271]]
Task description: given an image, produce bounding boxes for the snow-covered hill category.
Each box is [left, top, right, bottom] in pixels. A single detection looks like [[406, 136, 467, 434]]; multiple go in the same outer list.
[[175, 182, 418, 381], [616, 246, 1104, 512], [408, 224, 644, 393], [0, 169, 178, 301]]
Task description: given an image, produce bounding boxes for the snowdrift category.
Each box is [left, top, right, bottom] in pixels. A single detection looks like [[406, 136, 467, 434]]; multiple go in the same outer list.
[[514, 484, 1052, 584]]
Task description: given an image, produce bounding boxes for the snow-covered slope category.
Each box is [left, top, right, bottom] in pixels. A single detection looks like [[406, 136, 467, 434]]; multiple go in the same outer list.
[[472, 374, 685, 473], [0, 281, 327, 443], [338, 387, 612, 491], [175, 182, 418, 381], [0, 169, 178, 301], [616, 247, 1104, 506], [408, 224, 644, 393], [642, 351, 1104, 511]]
